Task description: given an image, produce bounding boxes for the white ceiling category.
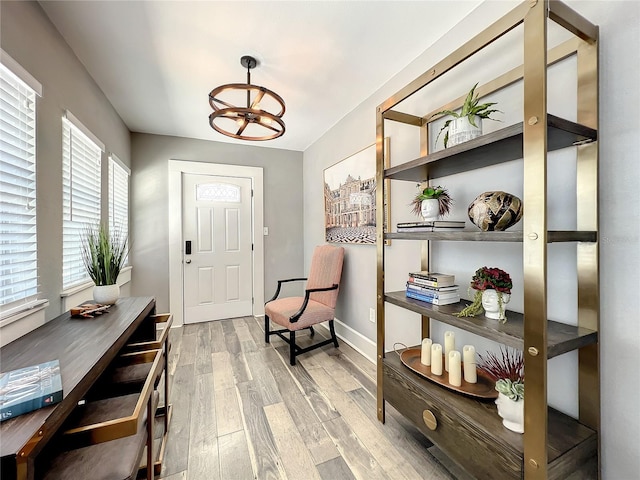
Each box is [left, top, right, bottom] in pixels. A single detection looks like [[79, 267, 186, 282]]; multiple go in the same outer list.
[[39, 1, 483, 152]]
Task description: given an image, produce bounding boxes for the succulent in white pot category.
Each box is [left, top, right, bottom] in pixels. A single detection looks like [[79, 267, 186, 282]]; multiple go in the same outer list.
[[479, 347, 525, 433], [431, 83, 501, 148]]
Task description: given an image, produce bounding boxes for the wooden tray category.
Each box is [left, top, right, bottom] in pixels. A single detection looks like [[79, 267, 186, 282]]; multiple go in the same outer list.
[[399, 347, 498, 399], [70, 303, 110, 318]]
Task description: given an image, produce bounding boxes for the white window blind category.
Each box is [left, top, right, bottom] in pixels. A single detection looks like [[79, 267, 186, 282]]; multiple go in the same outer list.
[[108, 154, 129, 264], [0, 63, 38, 310], [62, 117, 102, 289]]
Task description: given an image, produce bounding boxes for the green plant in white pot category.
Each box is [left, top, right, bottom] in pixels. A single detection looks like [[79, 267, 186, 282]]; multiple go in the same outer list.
[[81, 224, 128, 305], [479, 346, 524, 433], [432, 83, 501, 148]]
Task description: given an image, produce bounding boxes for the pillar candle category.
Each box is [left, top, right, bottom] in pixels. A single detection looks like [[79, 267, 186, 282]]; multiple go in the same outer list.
[[448, 350, 462, 387], [463, 345, 477, 384], [444, 331, 455, 372], [430, 343, 443, 375], [421, 338, 432, 366]]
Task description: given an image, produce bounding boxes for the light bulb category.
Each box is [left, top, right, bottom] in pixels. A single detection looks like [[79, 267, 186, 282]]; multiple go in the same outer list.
[[260, 116, 272, 125], [252, 103, 261, 110], [236, 117, 245, 127]]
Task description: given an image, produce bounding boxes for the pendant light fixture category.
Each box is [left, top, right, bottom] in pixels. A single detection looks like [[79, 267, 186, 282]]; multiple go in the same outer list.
[[209, 55, 285, 141]]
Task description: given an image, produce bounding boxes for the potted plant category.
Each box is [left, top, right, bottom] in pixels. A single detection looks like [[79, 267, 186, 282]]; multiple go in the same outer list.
[[456, 266, 512, 322], [410, 183, 452, 221], [81, 223, 128, 305], [432, 83, 500, 148], [478, 346, 525, 433]]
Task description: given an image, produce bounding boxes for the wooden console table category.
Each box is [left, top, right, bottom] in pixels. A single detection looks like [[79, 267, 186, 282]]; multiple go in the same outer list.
[[0, 296, 156, 480]]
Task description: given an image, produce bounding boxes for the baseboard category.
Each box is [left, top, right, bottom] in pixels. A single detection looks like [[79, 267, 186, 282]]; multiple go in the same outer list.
[[316, 318, 376, 364]]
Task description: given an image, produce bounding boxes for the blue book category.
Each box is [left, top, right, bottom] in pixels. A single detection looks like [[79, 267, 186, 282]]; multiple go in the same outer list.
[[0, 360, 63, 421], [406, 290, 460, 306]]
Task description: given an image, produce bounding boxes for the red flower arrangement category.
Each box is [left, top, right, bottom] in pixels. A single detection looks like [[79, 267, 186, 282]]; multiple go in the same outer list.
[[456, 266, 513, 321], [470, 266, 512, 294]]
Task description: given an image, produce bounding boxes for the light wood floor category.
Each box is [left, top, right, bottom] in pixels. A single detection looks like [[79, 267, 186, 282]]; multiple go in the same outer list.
[[159, 317, 468, 480]]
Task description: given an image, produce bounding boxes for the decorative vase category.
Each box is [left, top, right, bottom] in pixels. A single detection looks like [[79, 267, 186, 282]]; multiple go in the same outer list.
[[468, 191, 523, 231], [420, 199, 440, 221], [93, 284, 120, 305], [495, 392, 524, 433], [448, 116, 482, 147], [482, 289, 510, 321]]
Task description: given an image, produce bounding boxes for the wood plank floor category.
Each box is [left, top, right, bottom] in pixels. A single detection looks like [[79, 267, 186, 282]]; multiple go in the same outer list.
[[159, 317, 468, 480]]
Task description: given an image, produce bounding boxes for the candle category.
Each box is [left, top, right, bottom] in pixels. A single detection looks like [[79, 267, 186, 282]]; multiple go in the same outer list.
[[444, 331, 455, 372], [448, 350, 462, 387], [463, 345, 477, 384], [431, 343, 443, 375], [421, 338, 432, 366]]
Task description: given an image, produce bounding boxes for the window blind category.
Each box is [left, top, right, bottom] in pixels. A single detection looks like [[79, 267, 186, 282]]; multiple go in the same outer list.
[[0, 63, 38, 309], [108, 154, 129, 264], [62, 117, 102, 289]]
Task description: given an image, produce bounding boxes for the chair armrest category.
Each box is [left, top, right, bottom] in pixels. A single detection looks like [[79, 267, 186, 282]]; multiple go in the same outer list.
[[290, 284, 338, 323], [266, 277, 308, 304]]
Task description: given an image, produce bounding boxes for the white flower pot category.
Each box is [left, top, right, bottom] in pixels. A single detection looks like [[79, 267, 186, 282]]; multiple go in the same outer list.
[[495, 392, 524, 433], [420, 199, 440, 222], [448, 116, 482, 147], [93, 284, 120, 305], [482, 289, 510, 321]]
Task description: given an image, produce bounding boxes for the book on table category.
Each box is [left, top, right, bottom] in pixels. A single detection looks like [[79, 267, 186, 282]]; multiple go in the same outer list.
[[405, 282, 459, 292], [406, 283, 460, 299], [397, 226, 466, 232], [405, 290, 460, 306], [0, 359, 63, 422], [397, 221, 465, 228], [408, 271, 455, 287]]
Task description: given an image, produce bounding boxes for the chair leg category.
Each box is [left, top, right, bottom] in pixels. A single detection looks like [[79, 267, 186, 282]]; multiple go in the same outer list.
[[329, 320, 339, 348], [264, 315, 270, 344], [289, 330, 296, 366], [308, 326, 315, 337]]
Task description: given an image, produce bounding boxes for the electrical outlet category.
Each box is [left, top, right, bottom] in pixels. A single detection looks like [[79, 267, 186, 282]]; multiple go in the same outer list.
[[369, 307, 376, 323]]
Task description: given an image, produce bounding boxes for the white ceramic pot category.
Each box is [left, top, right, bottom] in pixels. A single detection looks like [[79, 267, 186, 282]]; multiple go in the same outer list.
[[420, 199, 440, 222], [448, 116, 482, 147], [93, 284, 120, 305], [482, 289, 510, 321], [495, 392, 524, 433]]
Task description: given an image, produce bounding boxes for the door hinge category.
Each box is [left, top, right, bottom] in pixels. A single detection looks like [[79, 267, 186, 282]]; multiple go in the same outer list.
[[251, 189, 254, 197], [252, 243, 254, 251]]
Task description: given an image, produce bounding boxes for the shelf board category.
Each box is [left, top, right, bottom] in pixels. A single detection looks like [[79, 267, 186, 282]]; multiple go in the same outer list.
[[385, 291, 597, 358], [386, 230, 597, 243], [383, 353, 597, 479], [384, 115, 597, 181]]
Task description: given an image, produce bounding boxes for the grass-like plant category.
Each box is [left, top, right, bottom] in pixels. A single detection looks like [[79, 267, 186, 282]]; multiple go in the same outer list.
[[432, 83, 500, 148], [81, 224, 128, 286], [478, 346, 524, 401], [410, 184, 453, 217]]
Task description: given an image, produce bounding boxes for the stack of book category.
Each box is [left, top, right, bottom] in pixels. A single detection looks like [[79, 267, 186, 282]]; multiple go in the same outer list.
[[397, 221, 465, 232], [406, 271, 460, 305]]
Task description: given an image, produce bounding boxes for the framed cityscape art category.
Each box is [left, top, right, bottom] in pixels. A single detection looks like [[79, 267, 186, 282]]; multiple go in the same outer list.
[[323, 139, 390, 244]]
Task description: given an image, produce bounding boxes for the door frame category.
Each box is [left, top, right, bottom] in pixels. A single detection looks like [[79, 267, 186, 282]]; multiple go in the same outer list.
[[168, 160, 264, 327]]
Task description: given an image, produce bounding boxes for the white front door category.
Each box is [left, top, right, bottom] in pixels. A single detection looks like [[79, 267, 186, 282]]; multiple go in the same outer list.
[[182, 173, 253, 323]]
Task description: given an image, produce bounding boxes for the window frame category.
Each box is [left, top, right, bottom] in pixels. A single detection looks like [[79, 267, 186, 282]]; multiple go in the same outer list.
[[0, 51, 43, 315], [61, 111, 104, 290]]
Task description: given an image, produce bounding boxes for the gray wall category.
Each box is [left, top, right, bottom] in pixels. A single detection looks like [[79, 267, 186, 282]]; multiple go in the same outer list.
[[303, 1, 640, 478], [0, 1, 131, 320], [130, 133, 304, 313]]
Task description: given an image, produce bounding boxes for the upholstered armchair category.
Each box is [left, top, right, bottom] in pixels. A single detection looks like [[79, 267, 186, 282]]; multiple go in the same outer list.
[[264, 244, 345, 365]]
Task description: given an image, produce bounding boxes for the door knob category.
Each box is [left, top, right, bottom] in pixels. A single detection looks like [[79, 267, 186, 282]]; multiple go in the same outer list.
[[185, 259, 191, 264]]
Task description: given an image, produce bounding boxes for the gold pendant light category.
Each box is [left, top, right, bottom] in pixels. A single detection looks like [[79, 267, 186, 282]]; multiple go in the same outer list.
[[209, 55, 285, 141]]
